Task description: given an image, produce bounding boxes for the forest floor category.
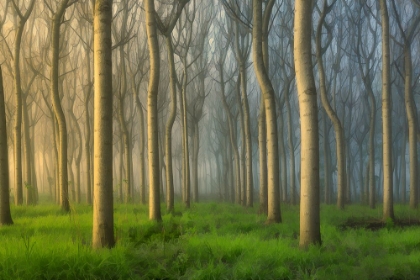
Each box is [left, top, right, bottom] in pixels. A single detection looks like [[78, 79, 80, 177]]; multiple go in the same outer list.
[[1, 199, 420, 279]]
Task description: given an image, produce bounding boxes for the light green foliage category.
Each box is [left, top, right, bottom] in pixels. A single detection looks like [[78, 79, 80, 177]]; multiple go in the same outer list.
[[0, 202, 420, 279]]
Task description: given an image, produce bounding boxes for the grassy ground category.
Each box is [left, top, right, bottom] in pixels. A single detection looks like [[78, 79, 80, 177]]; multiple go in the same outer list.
[[1, 201, 420, 279]]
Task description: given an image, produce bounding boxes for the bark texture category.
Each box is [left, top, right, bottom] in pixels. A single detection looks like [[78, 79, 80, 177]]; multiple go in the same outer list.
[[92, 0, 115, 249], [294, 0, 321, 248]]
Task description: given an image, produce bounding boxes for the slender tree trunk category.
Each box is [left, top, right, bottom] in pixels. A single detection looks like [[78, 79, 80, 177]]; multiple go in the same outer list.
[[165, 36, 177, 212], [92, 0, 115, 249], [315, 0, 345, 209], [51, 0, 71, 212], [404, 45, 418, 209], [294, 0, 321, 248], [117, 46, 132, 203], [0, 66, 13, 225], [278, 112, 287, 203], [401, 132, 407, 204], [134, 95, 146, 204], [22, 95, 34, 205], [13, 20, 27, 206], [192, 122, 200, 203], [253, 0, 281, 224], [379, 0, 394, 219], [234, 76, 246, 206], [322, 110, 332, 204], [285, 89, 296, 205], [145, 0, 162, 222], [258, 101, 267, 214], [367, 89, 376, 209], [84, 51, 92, 205]]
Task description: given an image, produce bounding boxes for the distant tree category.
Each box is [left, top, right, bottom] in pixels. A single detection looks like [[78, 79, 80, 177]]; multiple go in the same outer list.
[[392, 0, 420, 209], [294, 0, 321, 248], [92, 0, 114, 249]]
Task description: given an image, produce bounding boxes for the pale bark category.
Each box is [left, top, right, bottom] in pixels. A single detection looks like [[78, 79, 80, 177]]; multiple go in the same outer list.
[[379, 0, 394, 220], [145, 0, 162, 222], [253, 0, 281, 223], [0, 66, 13, 225], [92, 0, 115, 249], [294, 0, 321, 248]]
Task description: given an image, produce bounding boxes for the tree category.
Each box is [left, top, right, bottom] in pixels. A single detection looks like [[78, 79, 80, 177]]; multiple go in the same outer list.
[[252, 0, 281, 223], [48, 0, 76, 212], [10, 0, 36, 206], [392, 0, 420, 209], [379, 0, 394, 220], [315, 0, 346, 210], [0, 65, 13, 226], [145, 0, 162, 221], [92, 0, 114, 249], [294, 0, 321, 248]]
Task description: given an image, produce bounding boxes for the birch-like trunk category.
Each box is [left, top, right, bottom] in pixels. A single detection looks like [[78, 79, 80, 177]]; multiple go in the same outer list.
[[294, 0, 321, 247]]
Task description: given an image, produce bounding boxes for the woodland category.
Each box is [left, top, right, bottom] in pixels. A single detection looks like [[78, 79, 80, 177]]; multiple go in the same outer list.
[[1, 0, 420, 279]]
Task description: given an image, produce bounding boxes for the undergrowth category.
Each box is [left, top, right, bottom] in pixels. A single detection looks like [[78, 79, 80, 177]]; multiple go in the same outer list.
[[0, 201, 420, 279]]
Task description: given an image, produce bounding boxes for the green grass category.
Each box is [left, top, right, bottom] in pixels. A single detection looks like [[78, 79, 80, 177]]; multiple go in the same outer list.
[[1, 201, 420, 279]]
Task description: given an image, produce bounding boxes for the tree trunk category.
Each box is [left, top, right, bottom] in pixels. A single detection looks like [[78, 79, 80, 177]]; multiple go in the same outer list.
[[51, 0, 71, 212], [22, 95, 34, 205], [145, 0, 162, 222], [379, 0, 394, 220], [92, 0, 115, 249], [285, 88, 296, 205], [258, 101, 267, 214], [13, 20, 27, 206], [253, 0, 281, 224], [294, 0, 321, 248], [117, 45, 132, 203], [401, 132, 407, 204], [135, 95, 146, 204], [192, 122, 200, 203], [278, 111, 287, 203], [84, 50, 93, 205], [0, 66, 13, 225], [315, 0, 345, 209], [403, 45, 418, 209], [164, 36, 177, 212]]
